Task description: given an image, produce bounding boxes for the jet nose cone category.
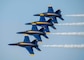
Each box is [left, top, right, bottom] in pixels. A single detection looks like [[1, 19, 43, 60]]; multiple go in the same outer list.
[[25, 23, 32, 25], [8, 43, 18, 45], [34, 14, 40, 16], [8, 44, 11, 45], [17, 32, 26, 34]]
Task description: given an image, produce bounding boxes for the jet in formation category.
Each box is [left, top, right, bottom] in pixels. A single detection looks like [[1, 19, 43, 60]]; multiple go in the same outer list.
[[17, 25, 48, 42], [8, 36, 41, 55], [34, 5, 64, 23]]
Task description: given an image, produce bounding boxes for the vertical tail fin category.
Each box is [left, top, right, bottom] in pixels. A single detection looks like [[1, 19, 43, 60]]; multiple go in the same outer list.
[[55, 9, 64, 20], [39, 26, 50, 33], [31, 40, 41, 51], [47, 19, 56, 29], [47, 18, 52, 23], [31, 40, 37, 45], [39, 27, 49, 39], [39, 27, 45, 32], [55, 9, 61, 14]]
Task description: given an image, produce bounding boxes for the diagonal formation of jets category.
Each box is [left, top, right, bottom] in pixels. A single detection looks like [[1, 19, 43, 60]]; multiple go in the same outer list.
[[8, 5, 64, 55]]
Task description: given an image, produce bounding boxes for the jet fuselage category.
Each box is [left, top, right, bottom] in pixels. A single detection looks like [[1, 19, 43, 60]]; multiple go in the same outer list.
[[26, 22, 53, 26], [8, 42, 37, 47], [17, 30, 45, 35], [34, 13, 60, 17]]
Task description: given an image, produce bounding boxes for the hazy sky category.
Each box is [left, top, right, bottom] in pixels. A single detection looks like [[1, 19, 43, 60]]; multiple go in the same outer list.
[[0, 0, 84, 60]]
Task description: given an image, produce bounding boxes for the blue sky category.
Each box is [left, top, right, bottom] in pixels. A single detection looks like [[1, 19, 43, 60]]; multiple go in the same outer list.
[[0, 0, 84, 60]]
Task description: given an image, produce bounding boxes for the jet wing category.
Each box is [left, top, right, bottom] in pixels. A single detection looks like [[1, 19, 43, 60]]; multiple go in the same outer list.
[[39, 16, 46, 22], [25, 46, 34, 55], [47, 6, 54, 13], [32, 25, 38, 31], [33, 34, 42, 42], [24, 36, 30, 43]]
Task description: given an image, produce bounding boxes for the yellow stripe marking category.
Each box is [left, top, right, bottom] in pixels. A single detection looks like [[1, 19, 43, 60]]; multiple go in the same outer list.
[[36, 22, 49, 24], [30, 54, 34, 56], [24, 34, 28, 36], [40, 13, 44, 16], [46, 32, 50, 34]]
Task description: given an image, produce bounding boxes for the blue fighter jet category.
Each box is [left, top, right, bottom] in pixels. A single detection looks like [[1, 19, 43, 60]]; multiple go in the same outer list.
[[25, 14, 56, 33], [17, 25, 48, 42], [8, 36, 41, 55], [34, 5, 64, 23]]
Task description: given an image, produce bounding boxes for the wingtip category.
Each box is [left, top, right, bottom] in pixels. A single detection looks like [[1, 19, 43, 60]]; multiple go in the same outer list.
[[48, 5, 52, 7], [38, 41, 42, 44], [30, 54, 35, 56], [46, 32, 50, 34]]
